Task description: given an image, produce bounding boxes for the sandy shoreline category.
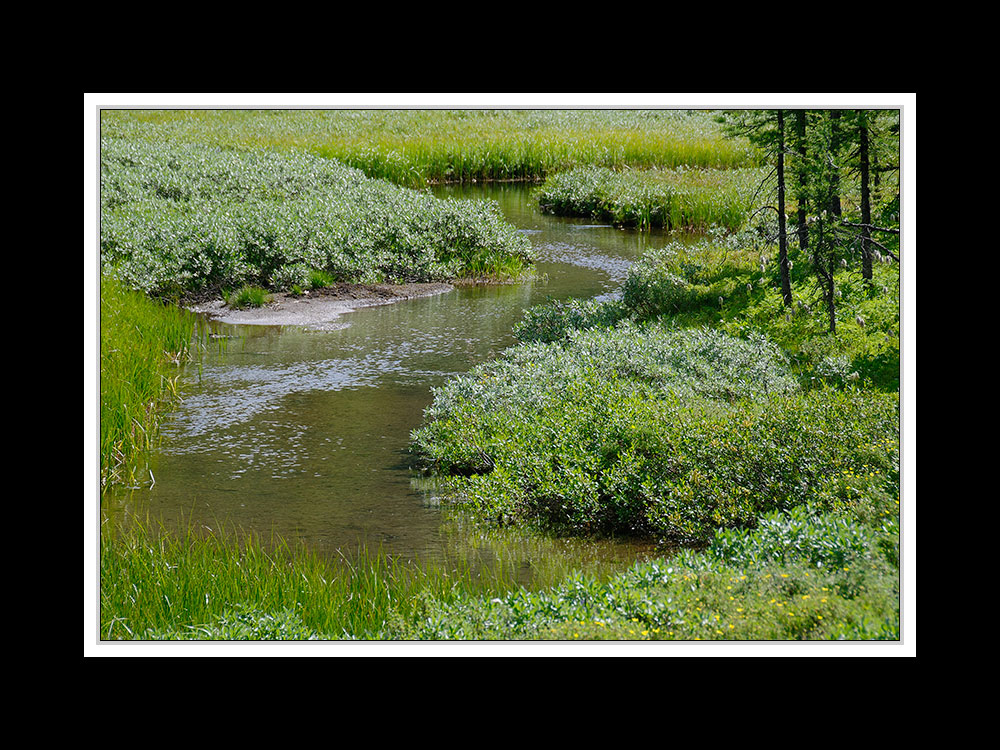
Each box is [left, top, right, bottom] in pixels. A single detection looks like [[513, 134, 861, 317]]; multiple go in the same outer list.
[[186, 282, 455, 329]]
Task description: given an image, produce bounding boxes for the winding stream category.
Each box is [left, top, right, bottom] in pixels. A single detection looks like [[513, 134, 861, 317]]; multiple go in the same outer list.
[[103, 183, 682, 579]]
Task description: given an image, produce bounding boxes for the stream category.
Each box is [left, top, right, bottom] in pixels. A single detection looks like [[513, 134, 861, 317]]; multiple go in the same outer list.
[[102, 183, 682, 581]]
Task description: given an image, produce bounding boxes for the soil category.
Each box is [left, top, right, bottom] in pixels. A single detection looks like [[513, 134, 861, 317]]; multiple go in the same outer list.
[[186, 282, 455, 330]]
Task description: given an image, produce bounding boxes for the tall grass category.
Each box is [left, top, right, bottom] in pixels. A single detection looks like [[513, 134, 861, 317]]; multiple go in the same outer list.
[[100, 273, 197, 488], [99, 515, 563, 640], [100, 109, 758, 187]]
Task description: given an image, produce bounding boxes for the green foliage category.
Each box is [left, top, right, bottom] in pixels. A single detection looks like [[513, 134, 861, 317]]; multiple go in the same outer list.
[[101, 508, 899, 641], [513, 296, 629, 343], [709, 504, 881, 570], [410, 323, 899, 544], [100, 519, 518, 640], [307, 268, 336, 289], [615, 234, 900, 392], [388, 543, 898, 641], [535, 165, 763, 231], [99, 138, 533, 297], [147, 605, 324, 640]]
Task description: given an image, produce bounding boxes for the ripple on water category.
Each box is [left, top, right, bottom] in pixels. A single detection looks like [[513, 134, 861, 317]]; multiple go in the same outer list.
[[162, 353, 404, 442]]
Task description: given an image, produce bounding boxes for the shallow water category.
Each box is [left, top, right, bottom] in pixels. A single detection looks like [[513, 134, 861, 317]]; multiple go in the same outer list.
[[102, 183, 682, 579]]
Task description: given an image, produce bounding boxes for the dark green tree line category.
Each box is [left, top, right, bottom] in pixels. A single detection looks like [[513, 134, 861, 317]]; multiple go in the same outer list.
[[723, 108, 900, 332]]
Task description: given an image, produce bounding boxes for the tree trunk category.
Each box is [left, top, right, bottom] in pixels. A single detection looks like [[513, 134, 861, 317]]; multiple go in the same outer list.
[[776, 110, 792, 306], [795, 110, 808, 251], [827, 259, 836, 333], [858, 109, 873, 281], [828, 110, 843, 218]]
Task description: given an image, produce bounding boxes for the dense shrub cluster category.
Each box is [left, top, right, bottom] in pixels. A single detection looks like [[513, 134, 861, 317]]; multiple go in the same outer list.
[[535, 166, 762, 230], [412, 323, 900, 544], [391, 540, 899, 640], [707, 503, 895, 571], [100, 138, 532, 297]]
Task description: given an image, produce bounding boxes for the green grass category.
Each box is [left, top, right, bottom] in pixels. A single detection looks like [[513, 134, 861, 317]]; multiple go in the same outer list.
[[99, 514, 632, 640], [100, 109, 758, 187], [307, 269, 335, 289], [222, 285, 271, 308], [100, 502, 898, 641], [100, 272, 198, 488]]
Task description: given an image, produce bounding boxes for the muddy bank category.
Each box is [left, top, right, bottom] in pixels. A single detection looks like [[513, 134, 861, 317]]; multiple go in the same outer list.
[[187, 282, 454, 329]]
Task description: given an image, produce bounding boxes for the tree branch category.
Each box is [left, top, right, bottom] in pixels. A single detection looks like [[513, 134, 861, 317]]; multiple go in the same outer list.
[[840, 220, 899, 235]]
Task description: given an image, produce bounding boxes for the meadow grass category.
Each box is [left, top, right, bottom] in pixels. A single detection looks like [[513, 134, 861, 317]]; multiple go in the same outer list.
[[100, 502, 898, 641], [100, 273, 198, 488], [99, 109, 758, 187], [99, 513, 633, 640]]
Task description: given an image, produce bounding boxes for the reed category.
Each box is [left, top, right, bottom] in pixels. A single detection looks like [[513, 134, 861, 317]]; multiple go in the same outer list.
[[100, 109, 758, 187], [100, 273, 198, 488], [99, 515, 538, 640]]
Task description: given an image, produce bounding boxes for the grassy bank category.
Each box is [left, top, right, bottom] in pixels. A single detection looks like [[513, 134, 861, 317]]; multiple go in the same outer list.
[[535, 165, 765, 231], [100, 503, 897, 641], [100, 109, 757, 187], [100, 273, 198, 488]]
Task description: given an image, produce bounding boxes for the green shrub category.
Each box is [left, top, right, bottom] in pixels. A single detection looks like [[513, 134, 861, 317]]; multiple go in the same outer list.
[[411, 325, 902, 544], [622, 251, 696, 317], [708, 504, 879, 570], [388, 547, 899, 641], [100, 138, 532, 297], [535, 166, 762, 231], [269, 263, 311, 292], [513, 297, 629, 343]]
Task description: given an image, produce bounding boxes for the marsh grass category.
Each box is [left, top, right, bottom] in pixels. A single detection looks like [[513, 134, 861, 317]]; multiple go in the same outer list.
[[307, 269, 336, 289], [100, 273, 198, 488], [103, 522, 493, 640], [99, 503, 654, 641], [100, 109, 758, 187], [222, 285, 271, 309]]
